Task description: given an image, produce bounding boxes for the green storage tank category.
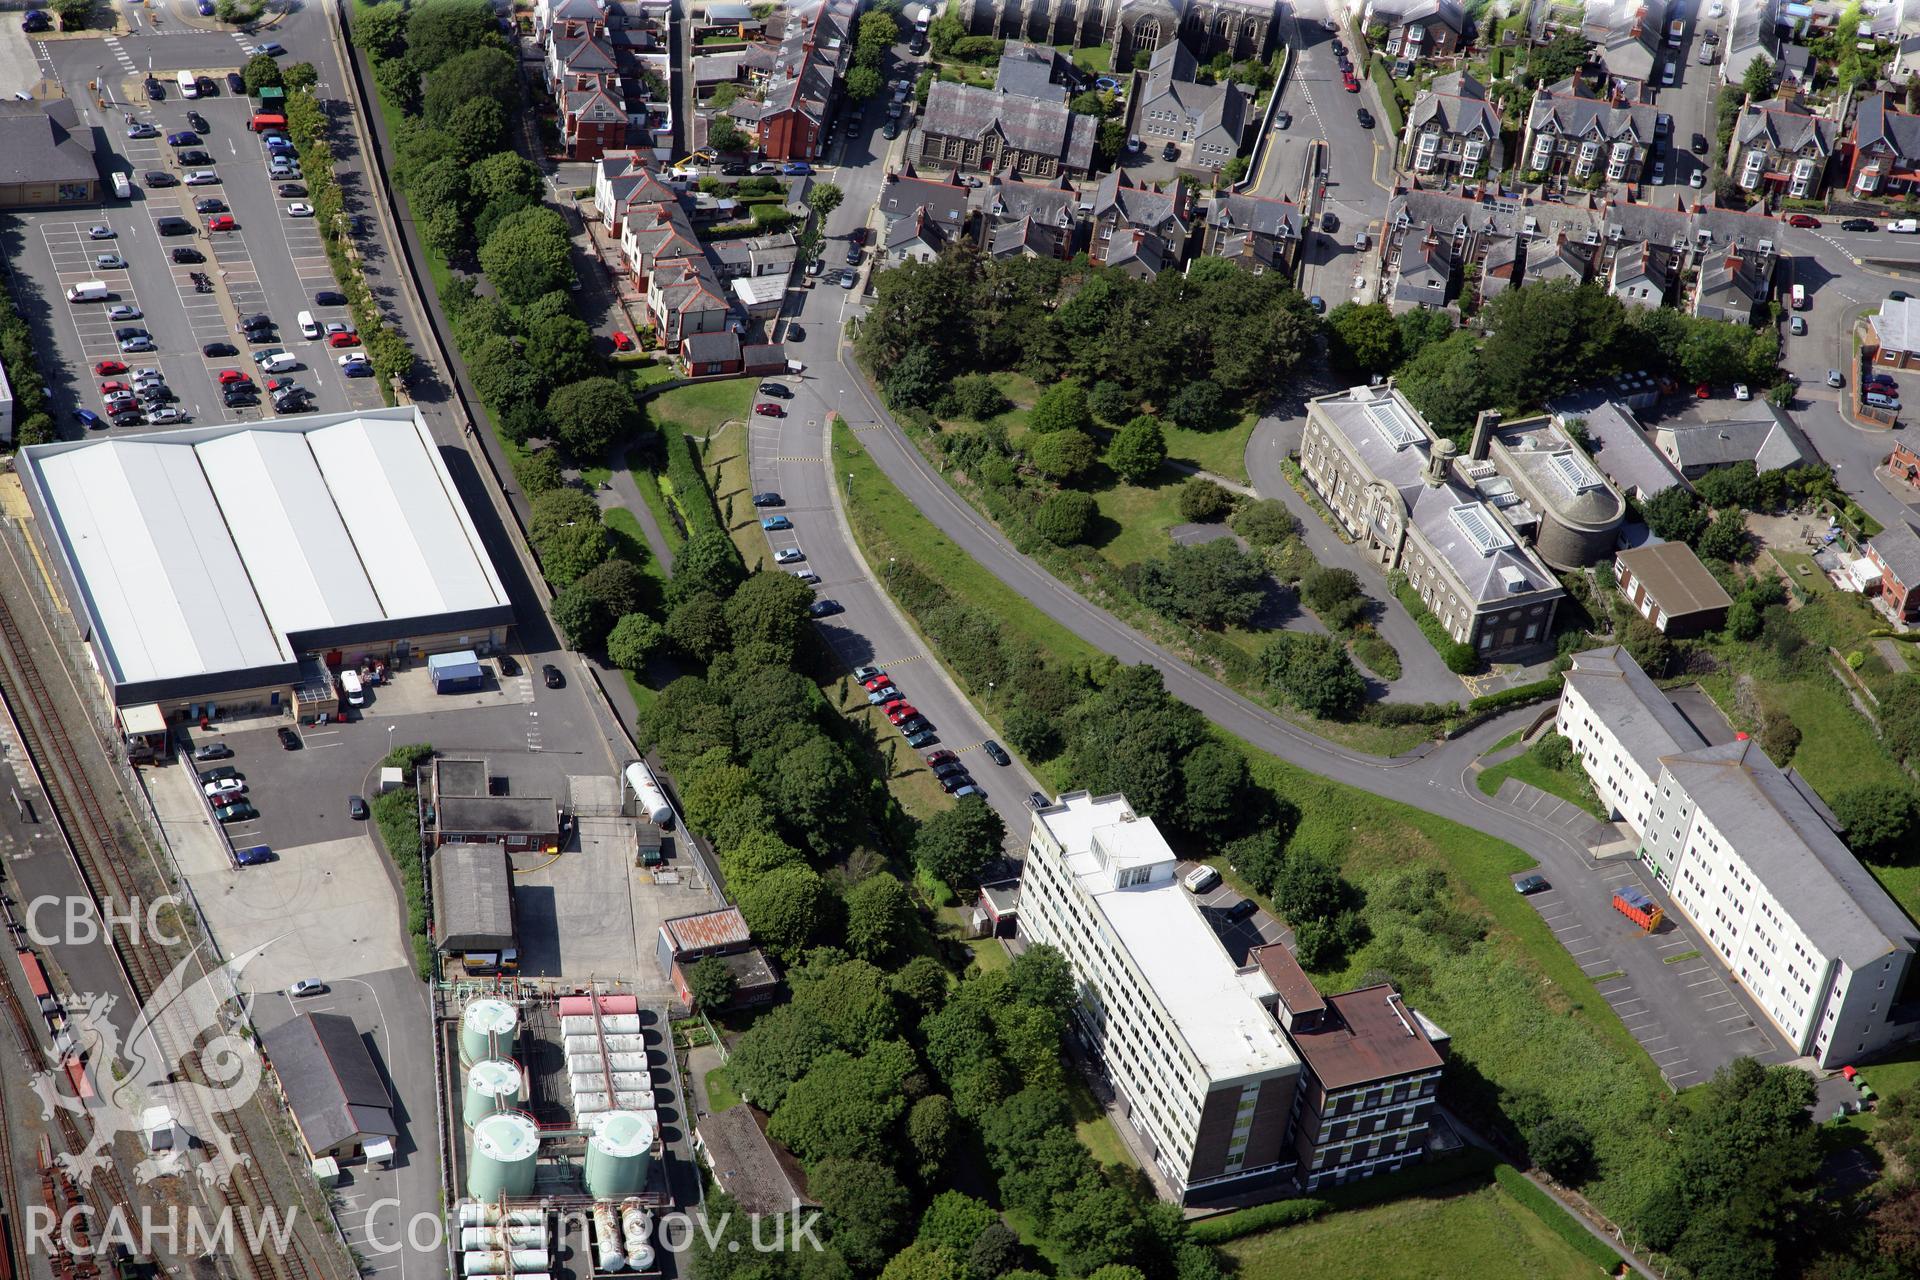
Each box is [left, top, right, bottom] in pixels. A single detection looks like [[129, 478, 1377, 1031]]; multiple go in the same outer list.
[[467, 1112, 539, 1201], [461, 998, 518, 1066], [464, 1059, 523, 1126], [583, 1110, 655, 1199]]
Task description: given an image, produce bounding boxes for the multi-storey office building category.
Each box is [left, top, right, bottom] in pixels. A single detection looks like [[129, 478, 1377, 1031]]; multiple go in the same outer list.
[[1019, 792, 1302, 1202], [1560, 646, 1920, 1066]]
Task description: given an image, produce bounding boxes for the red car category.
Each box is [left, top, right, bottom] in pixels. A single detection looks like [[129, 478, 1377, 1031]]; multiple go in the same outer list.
[[925, 749, 957, 766], [755, 402, 786, 417], [1342, 72, 1360, 92], [1695, 382, 1711, 399], [94, 359, 128, 376], [611, 331, 634, 351], [99, 380, 130, 396], [862, 675, 892, 690], [328, 331, 361, 348], [217, 369, 250, 385], [1786, 214, 1821, 229], [885, 703, 919, 724], [207, 214, 236, 231]]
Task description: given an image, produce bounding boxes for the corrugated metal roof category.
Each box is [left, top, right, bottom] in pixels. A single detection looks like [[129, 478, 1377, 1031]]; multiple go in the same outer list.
[[663, 906, 752, 954], [21, 410, 510, 691]]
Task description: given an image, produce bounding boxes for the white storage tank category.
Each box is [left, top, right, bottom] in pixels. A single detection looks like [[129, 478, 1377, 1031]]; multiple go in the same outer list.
[[593, 1202, 626, 1272], [624, 761, 674, 826], [622, 1201, 655, 1271], [560, 1014, 643, 1036]]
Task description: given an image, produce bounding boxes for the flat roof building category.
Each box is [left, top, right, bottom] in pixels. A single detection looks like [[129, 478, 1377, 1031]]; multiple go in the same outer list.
[[1019, 791, 1301, 1203], [430, 758, 561, 853], [1561, 645, 1920, 1067], [17, 409, 513, 721]]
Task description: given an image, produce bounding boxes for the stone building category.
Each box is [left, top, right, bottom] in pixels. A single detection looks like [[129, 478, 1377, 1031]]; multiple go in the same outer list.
[[958, 0, 1279, 69]]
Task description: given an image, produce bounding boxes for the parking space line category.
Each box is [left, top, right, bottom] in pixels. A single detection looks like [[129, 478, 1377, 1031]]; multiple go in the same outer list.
[[1567, 945, 1604, 957]]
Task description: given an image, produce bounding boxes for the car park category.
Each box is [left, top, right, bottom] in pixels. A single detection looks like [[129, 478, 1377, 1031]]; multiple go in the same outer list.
[[760, 515, 793, 530]]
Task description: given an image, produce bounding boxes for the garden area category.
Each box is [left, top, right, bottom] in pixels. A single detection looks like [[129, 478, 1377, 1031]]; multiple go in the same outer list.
[[1475, 733, 1603, 818]]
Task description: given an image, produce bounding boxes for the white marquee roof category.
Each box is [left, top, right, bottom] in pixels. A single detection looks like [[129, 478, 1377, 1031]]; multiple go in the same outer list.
[[24, 410, 509, 691]]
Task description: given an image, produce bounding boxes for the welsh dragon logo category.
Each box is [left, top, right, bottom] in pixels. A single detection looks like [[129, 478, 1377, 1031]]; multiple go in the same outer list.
[[30, 940, 276, 1187]]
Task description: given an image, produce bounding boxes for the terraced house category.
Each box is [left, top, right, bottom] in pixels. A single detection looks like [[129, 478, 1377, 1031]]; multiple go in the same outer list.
[[1727, 99, 1837, 198], [1848, 91, 1920, 197], [1362, 0, 1470, 61], [1401, 72, 1501, 182], [1521, 76, 1662, 185], [1298, 385, 1564, 657]]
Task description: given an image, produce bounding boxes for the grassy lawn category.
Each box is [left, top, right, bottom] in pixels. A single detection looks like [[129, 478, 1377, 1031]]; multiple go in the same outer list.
[[648, 379, 756, 436], [629, 361, 679, 391], [1056, 42, 1116, 75], [1223, 1181, 1611, 1280], [1475, 750, 1604, 819], [1771, 548, 1834, 595], [704, 1065, 743, 1113], [1085, 473, 1190, 567], [694, 421, 767, 570], [1161, 410, 1258, 484], [1065, 1073, 1135, 1170], [826, 673, 953, 820]]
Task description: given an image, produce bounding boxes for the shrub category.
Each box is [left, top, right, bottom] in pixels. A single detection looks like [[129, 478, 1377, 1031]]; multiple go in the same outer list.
[[1033, 490, 1096, 545], [1175, 478, 1232, 522], [1188, 1198, 1328, 1244], [949, 374, 1010, 421], [1232, 499, 1298, 547], [1261, 633, 1366, 719]]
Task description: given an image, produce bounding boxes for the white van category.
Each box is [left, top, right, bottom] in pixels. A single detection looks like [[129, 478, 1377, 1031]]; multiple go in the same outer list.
[[261, 352, 300, 373], [1182, 865, 1221, 894], [297, 309, 320, 339], [177, 69, 199, 99], [111, 172, 131, 200], [1791, 283, 1807, 310], [339, 669, 365, 707], [66, 280, 110, 303]]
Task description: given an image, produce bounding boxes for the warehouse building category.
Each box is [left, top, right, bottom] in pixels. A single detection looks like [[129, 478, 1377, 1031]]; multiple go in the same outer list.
[[17, 410, 514, 731], [261, 1013, 398, 1162], [433, 843, 518, 975]]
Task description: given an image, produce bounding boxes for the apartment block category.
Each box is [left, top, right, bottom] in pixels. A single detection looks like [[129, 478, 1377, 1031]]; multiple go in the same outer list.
[[1298, 385, 1564, 657], [1254, 945, 1447, 1192], [1019, 792, 1301, 1203], [1560, 646, 1920, 1067]]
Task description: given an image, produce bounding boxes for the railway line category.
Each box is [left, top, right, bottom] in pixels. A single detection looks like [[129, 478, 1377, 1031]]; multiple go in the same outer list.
[[0, 572, 331, 1280]]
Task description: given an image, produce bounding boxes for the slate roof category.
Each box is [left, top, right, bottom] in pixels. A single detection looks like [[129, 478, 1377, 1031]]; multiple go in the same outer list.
[[1102, 227, 1167, 276], [1735, 104, 1837, 157], [1565, 644, 1706, 777], [1548, 392, 1683, 499], [0, 100, 98, 187], [1393, 238, 1453, 304], [1869, 521, 1920, 585], [994, 41, 1074, 102], [1694, 252, 1771, 321], [760, 0, 855, 127], [1525, 237, 1589, 283], [976, 172, 1080, 230], [988, 215, 1068, 259], [1206, 193, 1298, 241], [1854, 93, 1920, 163], [263, 1013, 397, 1156], [1581, 0, 1668, 80], [683, 329, 743, 364], [921, 81, 1097, 172], [1139, 47, 1247, 151], [1087, 170, 1186, 237], [1407, 72, 1500, 139], [878, 171, 972, 231], [1654, 406, 1809, 472], [1370, 0, 1467, 33], [1660, 737, 1917, 970], [1528, 78, 1663, 145]]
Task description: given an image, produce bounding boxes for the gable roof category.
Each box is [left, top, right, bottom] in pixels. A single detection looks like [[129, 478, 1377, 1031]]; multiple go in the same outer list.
[[263, 1013, 397, 1155], [879, 170, 972, 229], [1408, 72, 1500, 138], [1869, 521, 1920, 585], [1528, 78, 1662, 144], [1088, 169, 1186, 234], [1654, 406, 1809, 472], [994, 40, 1074, 101], [1735, 103, 1836, 157], [1855, 92, 1920, 161], [0, 100, 98, 187], [978, 171, 1080, 227], [921, 81, 1097, 171]]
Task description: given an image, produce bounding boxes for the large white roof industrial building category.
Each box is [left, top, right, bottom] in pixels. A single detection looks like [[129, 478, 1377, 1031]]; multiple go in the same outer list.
[[19, 408, 515, 712]]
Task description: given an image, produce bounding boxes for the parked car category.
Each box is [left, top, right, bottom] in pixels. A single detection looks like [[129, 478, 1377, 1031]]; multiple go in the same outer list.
[[752, 491, 784, 507], [940, 773, 975, 794], [202, 341, 236, 357], [194, 197, 227, 214], [905, 729, 938, 748], [1787, 213, 1822, 229], [145, 407, 187, 424], [207, 214, 236, 231], [808, 599, 842, 618], [97, 252, 127, 269], [760, 515, 793, 530], [187, 110, 210, 132], [1826, 369, 1846, 387], [192, 742, 235, 762], [348, 795, 368, 820], [933, 761, 970, 780], [885, 703, 919, 724], [278, 183, 308, 198], [177, 150, 213, 165], [759, 382, 791, 398], [773, 547, 805, 564], [119, 337, 156, 353], [288, 979, 327, 999], [328, 332, 361, 347], [204, 778, 247, 800], [226, 72, 246, 94], [1790, 315, 1806, 335], [172, 246, 206, 264], [543, 663, 564, 688], [73, 408, 103, 430], [866, 686, 900, 704], [1842, 218, 1878, 232], [755, 402, 787, 417], [1517, 875, 1554, 897], [107, 305, 141, 321], [213, 801, 258, 823], [982, 740, 1011, 766], [286, 202, 314, 217], [782, 161, 813, 175]]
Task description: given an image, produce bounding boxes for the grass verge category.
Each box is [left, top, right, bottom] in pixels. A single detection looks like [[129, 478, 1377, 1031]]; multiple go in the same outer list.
[[649, 379, 756, 436], [704, 1065, 742, 1113], [1474, 750, 1604, 818]]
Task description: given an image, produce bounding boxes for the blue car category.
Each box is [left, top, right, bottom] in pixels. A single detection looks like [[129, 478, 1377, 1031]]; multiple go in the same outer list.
[[166, 131, 201, 147], [73, 408, 103, 430], [198, 0, 214, 13], [760, 515, 792, 530], [232, 845, 273, 866], [782, 162, 813, 175]]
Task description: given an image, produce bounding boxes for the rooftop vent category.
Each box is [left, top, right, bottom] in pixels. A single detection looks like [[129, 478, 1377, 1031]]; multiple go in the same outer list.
[[1499, 564, 1531, 592]]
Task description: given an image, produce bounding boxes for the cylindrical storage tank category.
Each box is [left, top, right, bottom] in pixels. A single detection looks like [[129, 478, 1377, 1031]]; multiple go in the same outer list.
[[462, 999, 519, 1065], [561, 1015, 643, 1036], [467, 1112, 539, 1200], [458, 1203, 500, 1228], [621, 1201, 653, 1269], [624, 761, 674, 826], [506, 1250, 549, 1272], [465, 1059, 524, 1126], [584, 1110, 655, 1199], [462, 1252, 507, 1276], [593, 1203, 626, 1272], [459, 1226, 544, 1251]]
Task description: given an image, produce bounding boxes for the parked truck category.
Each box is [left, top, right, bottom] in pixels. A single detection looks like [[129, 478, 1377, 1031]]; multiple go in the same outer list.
[[1612, 886, 1664, 932]]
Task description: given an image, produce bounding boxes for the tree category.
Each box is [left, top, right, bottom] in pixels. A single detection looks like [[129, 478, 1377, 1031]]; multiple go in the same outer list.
[[1261, 632, 1367, 719], [884, 345, 948, 409], [768, 1041, 914, 1167], [443, 96, 510, 166], [673, 529, 749, 601], [1723, 598, 1761, 641], [665, 592, 732, 662], [1395, 330, 1488, 436], [1106, 415, 1167, 483], [351, 1, 408, 61], [880, 1244, 967, 1280], [813, 1158, 911, 1271], [1641, 485, 1709, 544], [856, 8, 901, 66], [913, 795, 1006, 889], [845, 872, 913, 962], [1088, 380, 1135, 424], [530, 487, 600, 542], [917, 1192, 999, 1258], [969, 1225, 1023, 1279], [1477, 281, 1624, 411], [471, 151, 544, 204], [1165, 380, 1227, 432], [526, 314, 599, 390], [1027, 429, 1098, 480], [606, 613, 664, 673], [241, 54, 284, 97], [536, 521, 613, 588], [1693, 461, 1760, 510], [1029, 383, 1094, 435], [1528, 1115, 1595, 1185], [545, 378, 637, 458], [1135, 539, 1267, 629], [727, 1004, 836, 1111], [686, 956, 736, 1011], [479, 206, 576, 307], [1758, 709, 1801, 766], [405, 0, 500, 74], [1325, 302, 1402, 377], [1696, 508, 1750, 562], [552, 558, 646, 650], [1742, 52, 1779, 99], [1620, 617, 1673, 677], [723, 571, 815, 656], [1232, 499, 1297, 547], [736, 863, 829, 959], [950, 373, 1011, 421], [708, 114, 749, 152], [1031, 490, 1095, 546], [1179, 740, 1250, 836], [1830, 782, 1918, 863], [1300, 567, 1366, 630], [1679, 319, 1757, 387], [846, 64, 885, 101], [1526, 32, 1593, 85], [281, 62, 320, 94], [1176, 478, 1231, 522], [806, 182, 846, 220]]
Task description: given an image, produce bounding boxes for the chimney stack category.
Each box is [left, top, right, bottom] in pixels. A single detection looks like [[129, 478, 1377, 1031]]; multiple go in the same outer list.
[[1470, 409, 1502, 461]]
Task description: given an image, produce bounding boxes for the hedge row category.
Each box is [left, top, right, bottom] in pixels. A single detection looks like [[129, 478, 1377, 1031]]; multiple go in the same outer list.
[[372, 784, 432, 980], [1468, 673, 1566, 715], [1392, 575, 1479, 674], [1188, 1196, 1328, 1244], [667, 432, 731, 543], [0, 271, 54, 447], [1491, 1164, 1626, 1273]]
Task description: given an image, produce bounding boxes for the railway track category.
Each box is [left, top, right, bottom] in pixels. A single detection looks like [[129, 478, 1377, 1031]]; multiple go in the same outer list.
[[0, 585, 326, 1280]]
